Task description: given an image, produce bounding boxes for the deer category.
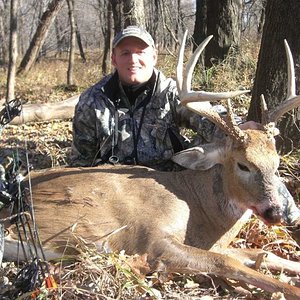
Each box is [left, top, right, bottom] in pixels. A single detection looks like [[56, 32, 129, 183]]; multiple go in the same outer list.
[[1, 32, 300, 299]]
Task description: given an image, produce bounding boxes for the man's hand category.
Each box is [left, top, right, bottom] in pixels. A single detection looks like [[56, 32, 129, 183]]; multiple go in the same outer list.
[[239, 120, 280, 136], [239, 120, 262, 130]]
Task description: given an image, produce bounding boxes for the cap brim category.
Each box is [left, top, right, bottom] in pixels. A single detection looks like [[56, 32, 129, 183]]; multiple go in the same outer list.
[[113, 35, 154, 48]]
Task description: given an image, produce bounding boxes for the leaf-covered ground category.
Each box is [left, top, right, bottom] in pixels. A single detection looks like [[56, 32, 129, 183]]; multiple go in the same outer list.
[[0, 46, 299, 299]]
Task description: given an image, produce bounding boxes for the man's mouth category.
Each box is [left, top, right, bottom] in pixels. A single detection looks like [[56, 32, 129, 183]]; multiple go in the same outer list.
[[128, 66, 140, 72]]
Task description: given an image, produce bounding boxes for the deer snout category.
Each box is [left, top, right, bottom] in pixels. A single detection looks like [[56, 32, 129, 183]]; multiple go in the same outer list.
[[261, 205, 283, 224]]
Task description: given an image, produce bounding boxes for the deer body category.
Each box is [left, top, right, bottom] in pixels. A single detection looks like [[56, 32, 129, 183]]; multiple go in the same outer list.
[[4, 164, 244, 258], [3, 130, 300, 299], [3, 130, 276, 257]]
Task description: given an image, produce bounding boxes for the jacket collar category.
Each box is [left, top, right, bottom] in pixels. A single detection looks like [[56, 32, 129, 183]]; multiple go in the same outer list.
[[99, 68, 175, 110], [103, 70, 159, 103]]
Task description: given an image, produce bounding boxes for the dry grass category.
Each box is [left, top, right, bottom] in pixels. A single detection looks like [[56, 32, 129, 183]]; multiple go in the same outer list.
[[0, 43, 299, 299]]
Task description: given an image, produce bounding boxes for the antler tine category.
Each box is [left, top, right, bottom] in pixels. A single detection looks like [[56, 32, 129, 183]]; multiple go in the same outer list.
[[285, 39, 296, 100], [176, 31, 250, 106], [183, 34, 213, 94], [186, 100, 247, 145], [266, 40, 300, 123], [176, 31, 249, 145], [260, 94, 279, 137], [260, 94, 269, 125], [185, 101, 230, 133], [176, 30, 187, 94], [225, 99, 247, 143]]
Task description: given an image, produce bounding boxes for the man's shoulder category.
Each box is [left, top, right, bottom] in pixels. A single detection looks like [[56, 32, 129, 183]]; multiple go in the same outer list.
[[153, 70, 178, 107], [155, 69, 176, 92], [77, 75, 113, 108]]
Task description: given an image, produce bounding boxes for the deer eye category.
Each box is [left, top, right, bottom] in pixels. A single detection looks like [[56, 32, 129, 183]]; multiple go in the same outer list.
[[238, 163, 250, 172]]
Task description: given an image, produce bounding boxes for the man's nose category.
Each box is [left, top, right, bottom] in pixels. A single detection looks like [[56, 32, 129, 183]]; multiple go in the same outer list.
[[129, 53, 139, 62]]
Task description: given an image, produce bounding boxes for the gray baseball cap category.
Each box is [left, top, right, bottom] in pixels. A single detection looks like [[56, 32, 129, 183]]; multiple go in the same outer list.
[[112, 26, 155, 48]]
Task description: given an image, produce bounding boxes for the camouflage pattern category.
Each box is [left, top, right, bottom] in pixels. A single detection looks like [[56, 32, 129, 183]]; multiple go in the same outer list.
[[71, 69, 223, 169]]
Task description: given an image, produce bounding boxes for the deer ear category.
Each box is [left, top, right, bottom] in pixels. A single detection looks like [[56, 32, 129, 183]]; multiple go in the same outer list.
[[172, 144, 223, 170]]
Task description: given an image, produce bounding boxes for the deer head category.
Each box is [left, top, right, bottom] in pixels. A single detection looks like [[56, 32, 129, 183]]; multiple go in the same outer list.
[[172, 31, 300, 224]]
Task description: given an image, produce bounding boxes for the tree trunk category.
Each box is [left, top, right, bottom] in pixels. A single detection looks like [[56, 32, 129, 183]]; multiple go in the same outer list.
[[146, 0, 159, 44], [0, 10, 8, 65], [17, 0, 64, 75], [95, 0, 112, 74], [54, 17, 62, 57], [195, 0, 242, 68], [75, 21, 86, 63], [101, 1, 112, 74], [6, 0, 18, 101], [123, 0, 145, 27], [111, 0, 145, 34], [111, 0, 123, 34], [257, 0, 267, 37], [193, 0, 207, 65], [66, 0, 76, 86], [248, 0, 300, 153], [10, 94, 80, 125]]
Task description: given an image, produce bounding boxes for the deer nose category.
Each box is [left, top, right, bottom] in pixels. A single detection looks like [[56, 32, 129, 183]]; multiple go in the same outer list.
[[262, 205, 283, 224]]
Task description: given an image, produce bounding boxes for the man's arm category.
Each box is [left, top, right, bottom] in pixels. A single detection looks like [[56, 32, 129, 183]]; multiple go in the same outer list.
[[71, 93, 99, 167]]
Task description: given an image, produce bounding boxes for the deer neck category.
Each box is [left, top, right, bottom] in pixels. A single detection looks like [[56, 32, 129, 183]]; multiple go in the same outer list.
[[173, 167, 247, 250]]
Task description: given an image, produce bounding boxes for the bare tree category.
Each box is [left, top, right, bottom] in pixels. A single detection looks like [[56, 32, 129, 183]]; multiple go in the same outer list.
[[54, 12, 68, 57], [91, 0, 112, 74], [257, 0, 267, 36], [54, 16, 63, 56], [17, 0, 65, 75], [145, 0, 160, 42], [101, 1, 112, 74], [241, 0, 267, 38], [6, 0, 18, 101], [148, 1, 177, 50], [193, 0, 207, 63], [123, 0, 145, 27], [75, 19, 86, 63], [111, 0, 122, 33], [193, 0, 242, 68], [66, 0, 75, 86], [0, 1, 9, 65], [248, 0, 300, 153], [111, 0, 146, 33]]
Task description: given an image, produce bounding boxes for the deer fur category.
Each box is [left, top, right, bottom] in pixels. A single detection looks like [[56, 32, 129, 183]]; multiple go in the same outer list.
[[2, 129, 300, 299]]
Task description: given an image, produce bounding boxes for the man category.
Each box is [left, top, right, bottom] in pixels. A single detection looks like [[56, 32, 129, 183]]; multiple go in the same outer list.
[[71, 25, 300, 227], [72, 25, 213, 169]]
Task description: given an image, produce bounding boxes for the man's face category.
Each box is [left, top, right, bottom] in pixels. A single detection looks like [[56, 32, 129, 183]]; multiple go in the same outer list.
[[111, 37, 157, 85]]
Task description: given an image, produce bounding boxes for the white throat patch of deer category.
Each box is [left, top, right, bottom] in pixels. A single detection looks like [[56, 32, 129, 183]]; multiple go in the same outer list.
[[2, 32, 300, 299]]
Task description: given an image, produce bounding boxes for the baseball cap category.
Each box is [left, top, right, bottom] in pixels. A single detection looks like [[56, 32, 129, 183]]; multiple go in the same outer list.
[[112, 26, 155, 48]]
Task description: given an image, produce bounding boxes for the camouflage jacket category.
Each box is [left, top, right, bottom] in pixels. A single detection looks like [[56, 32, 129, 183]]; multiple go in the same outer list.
[[71, 69, 226, 170]]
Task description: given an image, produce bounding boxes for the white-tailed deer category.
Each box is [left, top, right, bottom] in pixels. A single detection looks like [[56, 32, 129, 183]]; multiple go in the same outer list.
[[2, 33, 300, 299]]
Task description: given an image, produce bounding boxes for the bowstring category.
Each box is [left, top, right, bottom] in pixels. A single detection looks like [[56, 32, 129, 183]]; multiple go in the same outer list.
[[8, 101, 52, 296]]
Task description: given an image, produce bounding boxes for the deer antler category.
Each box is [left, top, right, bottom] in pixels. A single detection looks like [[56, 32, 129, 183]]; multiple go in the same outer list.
[[177, 31, 250, 144], [261, 40, 300, 126]]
